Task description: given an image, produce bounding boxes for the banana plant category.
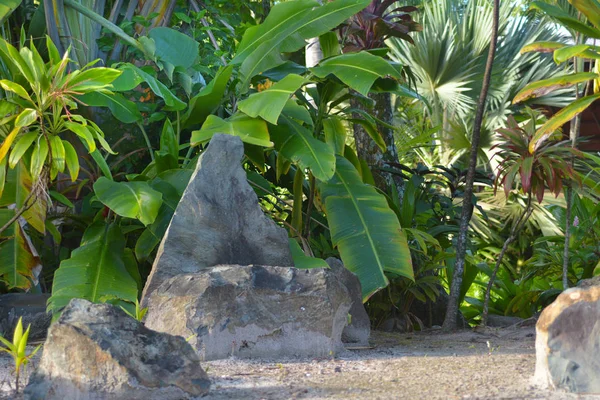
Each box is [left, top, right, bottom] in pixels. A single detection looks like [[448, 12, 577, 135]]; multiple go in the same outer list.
[[189, 0, 415, 300]]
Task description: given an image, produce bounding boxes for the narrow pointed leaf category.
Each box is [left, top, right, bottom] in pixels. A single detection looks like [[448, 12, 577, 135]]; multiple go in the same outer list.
[[513, 72, 598, 104], [530, 93, 600, 153]]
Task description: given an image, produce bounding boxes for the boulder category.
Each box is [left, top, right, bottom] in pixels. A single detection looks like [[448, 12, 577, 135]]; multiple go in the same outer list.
[[533, 285, 600, 393], [25, 299, 210, 400], [142, 134, 293, 300], [325, 257, 370, 345], [0, 293, 51, 341], [143, 265, 352, 360]]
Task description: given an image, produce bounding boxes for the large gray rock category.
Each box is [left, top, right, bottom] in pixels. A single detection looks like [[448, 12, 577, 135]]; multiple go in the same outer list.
[[144, 265, 352, 360], [142, 134, 293, 300], [325, 257, 370, 345], [0, 293, 51, 341], [533, 285, 600, 393], [25, 299, 210, 400]]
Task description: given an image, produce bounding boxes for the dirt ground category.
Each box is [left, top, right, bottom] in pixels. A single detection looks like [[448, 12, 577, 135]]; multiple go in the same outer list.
[[1, 326, 598, 399]]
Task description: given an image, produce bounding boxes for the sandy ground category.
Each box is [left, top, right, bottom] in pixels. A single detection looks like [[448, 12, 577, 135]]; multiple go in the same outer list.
[[1, 326, 598, 399]]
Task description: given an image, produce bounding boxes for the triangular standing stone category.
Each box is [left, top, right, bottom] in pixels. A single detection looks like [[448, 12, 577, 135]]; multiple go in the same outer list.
[[142, 134, 293, 300]]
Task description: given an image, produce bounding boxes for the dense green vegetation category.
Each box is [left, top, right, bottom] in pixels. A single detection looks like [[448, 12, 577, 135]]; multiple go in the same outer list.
[[0, 0, 598, 329]]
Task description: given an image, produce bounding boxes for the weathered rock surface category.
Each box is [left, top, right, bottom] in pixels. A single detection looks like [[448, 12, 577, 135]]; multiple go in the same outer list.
[[533, 285, 600, 393], [142, 134, 293, 300], [144, 265, 352, 360], [0, 293, 51, 341], [25, 299, 210, 400], [325, 257, 370, 345]]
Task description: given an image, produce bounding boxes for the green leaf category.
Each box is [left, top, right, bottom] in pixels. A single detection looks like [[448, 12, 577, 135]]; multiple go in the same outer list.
[[191, 113, 273, 147], [64, 121, 96, 153], [160, 119, 178, 160], [520, 41, 566, 54], [238, 74, 307, 124], [63, 140, 79, 182], [30, 137, 48, 179], [289, 238, 329, 269], [531, 1, 600, 39], [0, 209, 38, 290], [49, 190, 74, 208], [323, 116, 346, 155], [234, 0, 371, 85], [513, 72, 599, 104], [47, 222, 138, 314], [49, 135, 66, 176], [8, 131, 37, 169], [319, 32, 341, 58], [319, 157, 414, 300], [0, 127, 19, 163], [149, 27, 199, 69], [0, 0, 22, 25], [93, 177, 162, 226], [182, 65, 233, 128], [0, 162, 46, 234], [67, 68, 122, 92], [570, 0, 600, 30], [312, 52, 401, 96], [114, 64, 186, 111], [553, 44, 600, 63], [271, 114, 335, 182], [530, 93, 600, 153], [78, 92, 142, 124], [0, 80, 32, 103], [15, 109, 37, 128]]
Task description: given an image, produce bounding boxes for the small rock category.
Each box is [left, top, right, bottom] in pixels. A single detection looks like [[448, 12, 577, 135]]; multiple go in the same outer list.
[[25, 299, 210, 400], [334, 366, 342, 373], [533, 285, 600, 393]]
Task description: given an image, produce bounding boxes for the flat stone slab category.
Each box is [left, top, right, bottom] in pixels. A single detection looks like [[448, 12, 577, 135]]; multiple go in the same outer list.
[[144, 265, 352, 361], [25, 299, 210, 400], [142, 134, 293, 300]]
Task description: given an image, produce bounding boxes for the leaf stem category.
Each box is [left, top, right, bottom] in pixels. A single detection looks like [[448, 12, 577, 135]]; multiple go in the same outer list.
[[136, 122, 154, 162]]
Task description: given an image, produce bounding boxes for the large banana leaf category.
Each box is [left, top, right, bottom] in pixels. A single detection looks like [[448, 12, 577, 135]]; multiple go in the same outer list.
[[270, 114, 336, 182], [93, 177, 163, 226], [191, 113, 273, 147], [0, 0, 21, 25], [47, 222, 138, 314], [311, 52, 402, 96], [0, 210, 39, 290], [530, 1, 600, 39], [0, 163, 46, 234], [238, 74, 307, 124], [319, 156, 414, 300], [233, 0, 371, 85]]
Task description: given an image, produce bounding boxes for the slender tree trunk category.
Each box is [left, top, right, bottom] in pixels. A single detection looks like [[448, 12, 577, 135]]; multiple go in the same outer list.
[[481, 192, 533, 326], [442, 0, 500, 331], [563, 42, 583, 290], [350, 93, 404, 200]]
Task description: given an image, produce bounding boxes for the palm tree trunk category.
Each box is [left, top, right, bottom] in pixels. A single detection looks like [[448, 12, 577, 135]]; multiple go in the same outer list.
[[442, 0, 500, 331], [350, 92, 404, 199]]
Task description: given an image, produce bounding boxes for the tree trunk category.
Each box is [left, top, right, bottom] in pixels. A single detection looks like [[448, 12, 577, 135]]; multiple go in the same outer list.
[[350, 92, 404, 199], [481, 192, 533, 326], [442, 0, 500, 331]]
